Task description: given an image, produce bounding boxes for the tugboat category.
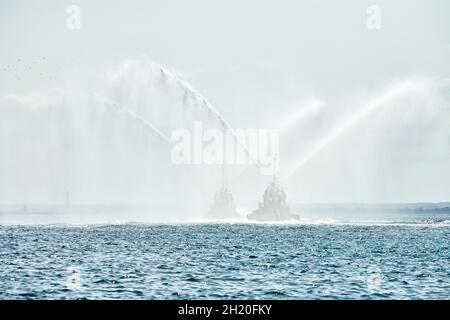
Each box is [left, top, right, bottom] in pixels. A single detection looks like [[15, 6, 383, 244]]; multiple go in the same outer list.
[[207, 185, 240, 219], [247, 175, 299, 222], [206, 166, 240, 219]]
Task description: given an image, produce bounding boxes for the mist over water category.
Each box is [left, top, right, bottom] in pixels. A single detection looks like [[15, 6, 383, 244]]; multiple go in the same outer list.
[[1, 56, 450, 223], [1, 1, 449, 303], [0, 58, 234, 219], [283, 78, 450, 202]]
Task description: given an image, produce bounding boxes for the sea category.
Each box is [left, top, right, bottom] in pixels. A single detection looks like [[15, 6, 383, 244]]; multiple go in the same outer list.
[[0, 213, 449, 299]]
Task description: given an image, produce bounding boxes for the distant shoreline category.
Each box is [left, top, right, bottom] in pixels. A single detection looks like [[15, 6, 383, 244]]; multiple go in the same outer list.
[[1, 202, 450, 215]]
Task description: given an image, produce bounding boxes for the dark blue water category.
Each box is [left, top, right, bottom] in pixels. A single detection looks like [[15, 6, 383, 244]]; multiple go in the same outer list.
[[0, 222, 449, 299]]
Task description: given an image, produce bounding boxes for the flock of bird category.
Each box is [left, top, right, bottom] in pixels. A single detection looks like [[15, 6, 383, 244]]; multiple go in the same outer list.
[[2, 56, 55, 81]]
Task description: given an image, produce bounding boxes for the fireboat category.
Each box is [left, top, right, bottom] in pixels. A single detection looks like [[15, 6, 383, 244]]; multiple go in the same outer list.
[[206, 165, 240, 219], [247, 175, 299, 222]]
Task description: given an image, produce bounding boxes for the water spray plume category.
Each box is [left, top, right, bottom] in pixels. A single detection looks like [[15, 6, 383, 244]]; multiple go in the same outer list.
[[283, 80, 428, 181], [93, 93, 172, 143], [127, 58, 263, 169], [280, 99, 326, 134]]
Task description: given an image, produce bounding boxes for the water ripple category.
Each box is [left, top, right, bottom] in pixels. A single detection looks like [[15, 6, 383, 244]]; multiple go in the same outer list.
[[0, 224, 448, 299]]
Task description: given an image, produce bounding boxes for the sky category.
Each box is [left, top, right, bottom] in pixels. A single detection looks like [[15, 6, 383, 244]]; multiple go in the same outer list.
[[0, 0, 449, 206]]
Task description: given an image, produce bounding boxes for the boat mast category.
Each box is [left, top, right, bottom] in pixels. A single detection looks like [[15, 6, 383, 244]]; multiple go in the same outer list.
[[272, 153, 278, 185], [221, 124, 226, 189], [221, 161, 225, 189]]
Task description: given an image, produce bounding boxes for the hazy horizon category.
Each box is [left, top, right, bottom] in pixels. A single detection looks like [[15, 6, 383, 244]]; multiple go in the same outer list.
[[1, 0, 450, 210]]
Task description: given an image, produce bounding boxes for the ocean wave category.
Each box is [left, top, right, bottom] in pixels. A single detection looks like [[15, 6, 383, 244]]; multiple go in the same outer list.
[[1, 215, 450, 228]]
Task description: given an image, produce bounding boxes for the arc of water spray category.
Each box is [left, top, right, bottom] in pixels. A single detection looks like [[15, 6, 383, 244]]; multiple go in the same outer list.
[[153, 60, 263, 170], [280, 99, 326, 135], [227, 99, 327, 186], [283, 80, 423, 181], [93, 93, 172, 143]]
